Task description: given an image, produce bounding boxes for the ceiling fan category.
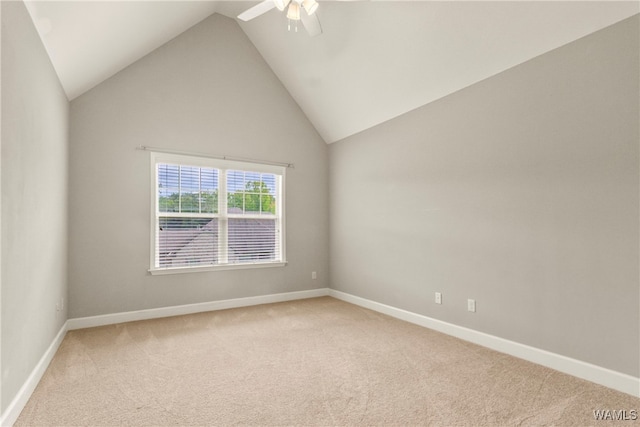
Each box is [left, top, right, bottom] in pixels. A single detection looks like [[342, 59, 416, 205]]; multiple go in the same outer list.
[[238, 0, 322, 37]]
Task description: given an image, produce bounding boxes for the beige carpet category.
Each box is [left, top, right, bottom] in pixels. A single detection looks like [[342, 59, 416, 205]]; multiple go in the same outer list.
[[15, 297, 640, 426]]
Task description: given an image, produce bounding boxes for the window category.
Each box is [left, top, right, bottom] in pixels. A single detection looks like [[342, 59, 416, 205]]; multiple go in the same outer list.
[[149, 153, 286, 274]]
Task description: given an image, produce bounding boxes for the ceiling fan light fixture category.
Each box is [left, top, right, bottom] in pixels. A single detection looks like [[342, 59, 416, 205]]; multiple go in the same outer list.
[[302, 0, 318, 15], [286, 2, 300, 20], [273, 0, 290, 12]]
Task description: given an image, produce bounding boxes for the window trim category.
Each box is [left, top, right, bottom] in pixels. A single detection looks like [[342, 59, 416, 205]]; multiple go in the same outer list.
[[148, 152, 287, 275]]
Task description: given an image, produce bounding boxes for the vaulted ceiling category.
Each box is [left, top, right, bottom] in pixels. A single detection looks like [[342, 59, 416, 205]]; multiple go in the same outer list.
[[25, 1, 640, 143]]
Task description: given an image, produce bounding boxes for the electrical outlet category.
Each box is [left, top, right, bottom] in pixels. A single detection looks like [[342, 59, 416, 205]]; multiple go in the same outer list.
[[56, 297, 64, 312], [311, 271, 317, 280], [435, 292, 442, 304], [467, 299, 476, 313]]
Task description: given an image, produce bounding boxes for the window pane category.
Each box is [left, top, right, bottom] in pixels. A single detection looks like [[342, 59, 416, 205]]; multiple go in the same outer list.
[[200, 168, 218, 214], [180, 166, 200, 213], [227, 170, 244, 214], [158, 164, 179, 212], [244, 192, 260, 214], [228, 218, 278, 263], [158, 164, 219, 214], [227, 170, 277, 215], [262, 174, 276, 194], [227, 170, 245, 193], [261, 193, 276, 214], [245, 171, 261, 184], [158, 217, 218, 268]]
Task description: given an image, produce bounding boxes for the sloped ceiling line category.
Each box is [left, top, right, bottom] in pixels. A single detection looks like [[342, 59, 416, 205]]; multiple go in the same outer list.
[[25, 1, 640, 144]]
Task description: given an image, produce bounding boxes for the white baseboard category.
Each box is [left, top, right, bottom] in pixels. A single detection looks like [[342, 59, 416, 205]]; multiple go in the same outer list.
[[3, 287, 636, 427], [0, 321, 69, 427], [328, 289, 640, 398], [67, 288, 330, 330], [0, 288, 330, 426]]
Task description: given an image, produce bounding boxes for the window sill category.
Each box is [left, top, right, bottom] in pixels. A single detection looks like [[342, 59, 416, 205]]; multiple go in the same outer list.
[[148, 261, 287, 275]]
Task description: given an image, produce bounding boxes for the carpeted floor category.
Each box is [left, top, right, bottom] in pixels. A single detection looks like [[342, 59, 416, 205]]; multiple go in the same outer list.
[[15, 296, 640, 426]]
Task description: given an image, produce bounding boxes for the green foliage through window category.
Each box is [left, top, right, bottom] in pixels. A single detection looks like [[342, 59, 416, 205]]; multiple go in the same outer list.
[[158, 191, 218, 213], [153, 158, 283, 271], [228, 180, 276, 215]]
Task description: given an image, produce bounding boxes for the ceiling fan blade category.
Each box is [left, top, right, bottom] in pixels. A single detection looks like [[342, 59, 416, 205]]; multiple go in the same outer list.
[[238, 0, 276, 22], [301, 11, 322, 37]]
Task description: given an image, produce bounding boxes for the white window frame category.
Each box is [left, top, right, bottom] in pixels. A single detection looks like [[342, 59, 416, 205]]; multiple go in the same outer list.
[[149, 152, 286, 275]]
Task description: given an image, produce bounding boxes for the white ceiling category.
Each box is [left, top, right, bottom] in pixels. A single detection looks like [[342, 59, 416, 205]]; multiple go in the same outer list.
[[25, 1, 640, 144], [24, 1, 220, 100]]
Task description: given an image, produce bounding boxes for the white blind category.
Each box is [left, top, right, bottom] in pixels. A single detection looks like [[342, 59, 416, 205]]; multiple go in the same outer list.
[[153, 157, 283, 271]]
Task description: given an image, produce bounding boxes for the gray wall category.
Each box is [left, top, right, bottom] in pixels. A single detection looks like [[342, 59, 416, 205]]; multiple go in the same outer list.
[[69, 13, 329, 318], [329, 15, 639, 376], [1, 1, 69, 413]]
